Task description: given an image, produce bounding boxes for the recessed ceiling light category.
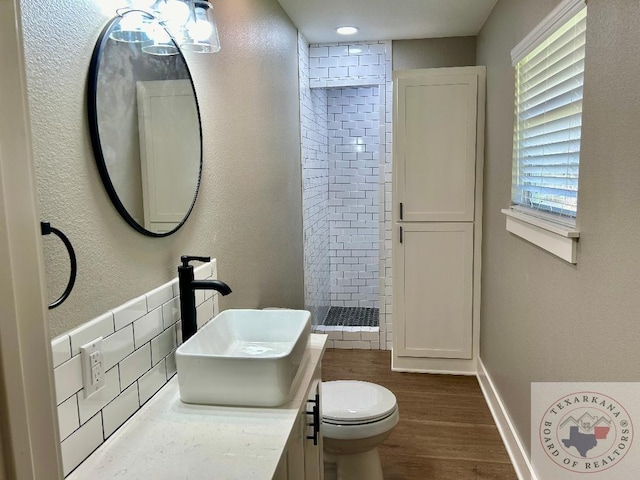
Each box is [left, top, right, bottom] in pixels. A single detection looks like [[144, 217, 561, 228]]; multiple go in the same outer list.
[[336, 26, 359, 35]]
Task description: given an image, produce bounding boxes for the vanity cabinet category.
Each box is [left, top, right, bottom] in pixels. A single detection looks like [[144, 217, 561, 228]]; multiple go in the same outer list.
[[274, 365, 324, 480]]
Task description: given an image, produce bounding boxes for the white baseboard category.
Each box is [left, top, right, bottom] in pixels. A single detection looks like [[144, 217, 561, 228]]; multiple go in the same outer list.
[[476, 358, 538, 480]]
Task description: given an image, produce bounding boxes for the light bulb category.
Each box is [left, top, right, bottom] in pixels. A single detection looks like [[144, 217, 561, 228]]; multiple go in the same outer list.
[[187, 19, 213, 42], [128, 0, 157, 9], [158, 0, 191, 26]]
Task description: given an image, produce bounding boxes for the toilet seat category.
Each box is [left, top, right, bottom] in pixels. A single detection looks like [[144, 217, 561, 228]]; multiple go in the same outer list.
[[321, 381, 399, 440]]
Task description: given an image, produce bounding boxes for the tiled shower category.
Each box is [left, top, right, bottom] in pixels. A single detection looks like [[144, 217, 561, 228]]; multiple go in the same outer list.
[[298, 35, 393, 349]]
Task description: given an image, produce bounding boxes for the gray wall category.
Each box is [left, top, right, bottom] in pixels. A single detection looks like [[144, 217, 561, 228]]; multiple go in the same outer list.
[[22, 0, 304, 336], [477, 0, 640, 454], [392, 36, 476, 70]]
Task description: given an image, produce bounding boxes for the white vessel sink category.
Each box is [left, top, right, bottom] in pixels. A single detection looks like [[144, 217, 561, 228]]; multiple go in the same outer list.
[[175, 309, 311, 407]]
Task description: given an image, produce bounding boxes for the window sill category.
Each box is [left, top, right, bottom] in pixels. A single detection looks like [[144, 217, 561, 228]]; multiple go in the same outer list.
[[501, 208, 579, 264]]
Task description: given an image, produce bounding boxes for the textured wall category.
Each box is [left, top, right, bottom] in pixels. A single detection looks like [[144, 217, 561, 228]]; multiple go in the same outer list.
[[298, 33, 330, 325], [477, 0, 640, 455], [392, 36, 477, 71], [21, 0, 304, 336]]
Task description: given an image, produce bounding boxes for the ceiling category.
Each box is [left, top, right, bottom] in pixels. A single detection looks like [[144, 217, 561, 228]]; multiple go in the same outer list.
[[276, 0, 498, 44]]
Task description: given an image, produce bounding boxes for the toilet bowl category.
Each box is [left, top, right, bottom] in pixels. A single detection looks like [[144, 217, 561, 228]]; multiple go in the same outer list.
[[321, 380, 399, 480]]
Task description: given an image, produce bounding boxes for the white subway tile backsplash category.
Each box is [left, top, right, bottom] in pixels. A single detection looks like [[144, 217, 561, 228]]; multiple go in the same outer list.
[[57, 395, 79, 441], [119, 344, 151, 389], [51, 334, 71, 368], [162, 297, 180, 329], [102, 383, 139, 439], [60, 413, 103, 476], [113, 297, 147, 331], [138, 359, 167, 405], [54, 355, 83, 405], [196, 297, 214, 329], [146, 282, 174, 312], [77, 367, 120, 424], [165, 351, 177, 379], [133, 307, 163, 349], [69, 312, 114, 355], [51, 261, 219, 476], [102, 324, 135, 371], [151, 328, 176, 366]]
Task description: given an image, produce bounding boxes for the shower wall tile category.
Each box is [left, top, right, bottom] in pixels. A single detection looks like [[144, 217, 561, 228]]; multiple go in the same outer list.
[[327, 87, 379, 308], [51, 261, 220, 476], [299, 33, 331, 325], [302, 39, 393, 348]]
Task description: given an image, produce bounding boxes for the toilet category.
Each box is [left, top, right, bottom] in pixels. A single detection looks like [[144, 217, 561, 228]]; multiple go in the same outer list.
[[321, 380, 399, 480]]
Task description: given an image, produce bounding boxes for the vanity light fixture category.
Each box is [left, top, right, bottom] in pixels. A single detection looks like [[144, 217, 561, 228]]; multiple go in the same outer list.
[[336, 26, 359, 35], [104, 0, 221, 54]]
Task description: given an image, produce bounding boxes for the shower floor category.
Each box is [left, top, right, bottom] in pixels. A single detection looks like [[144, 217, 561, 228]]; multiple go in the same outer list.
[[322, 307, 379, 327]]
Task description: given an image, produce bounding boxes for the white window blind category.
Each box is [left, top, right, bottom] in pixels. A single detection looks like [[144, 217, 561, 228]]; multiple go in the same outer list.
[[512, 5, 587, 222]]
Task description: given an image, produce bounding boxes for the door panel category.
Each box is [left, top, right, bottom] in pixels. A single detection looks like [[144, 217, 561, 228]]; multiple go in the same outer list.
[[395, 223, 473, 359], [396, 74, 477, 222]]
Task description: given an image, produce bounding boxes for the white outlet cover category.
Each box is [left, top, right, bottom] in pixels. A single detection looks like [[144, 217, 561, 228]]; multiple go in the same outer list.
[[80, 337, 106, 399]]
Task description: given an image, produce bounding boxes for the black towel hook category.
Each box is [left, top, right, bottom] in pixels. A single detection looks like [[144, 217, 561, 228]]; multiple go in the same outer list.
[[41, 222, 77, 309]]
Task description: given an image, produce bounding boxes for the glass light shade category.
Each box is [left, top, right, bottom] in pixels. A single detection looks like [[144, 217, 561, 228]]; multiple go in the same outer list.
[[110, 11, 154, 43], [181, 1, 221, 53], [142, 22, 180, 55]]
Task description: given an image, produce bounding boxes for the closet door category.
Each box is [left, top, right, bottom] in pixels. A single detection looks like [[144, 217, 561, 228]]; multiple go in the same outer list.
[[395, 223, 474, 359], [395, 73, 478, 222]]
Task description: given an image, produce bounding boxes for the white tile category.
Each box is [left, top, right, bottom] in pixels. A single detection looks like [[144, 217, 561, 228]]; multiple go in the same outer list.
[[196, 298, 214, 329], [102, 325, 135, 371], [138, 360, 167, 405], [151, 328, 176, 366], [119, 344, 151, 389], [352, 341, 372, 350], [146, 282, 174, 312], [194, 261, 213, 280], [113, 296, 147, 330], [175, 321, 183, 347], [102, 383, 139, 439], [361, 331, 380, 341], [69, 312, 114, 356], [327, 330, 343, 340], [57, 395, 79, 441], [133, 307, 163, 349], [165, 350, 177, 379], [78, 367, 120, 424], [309, 46, 328, 58], [171, 279, 180, 297], [329, 45, 348, 56], [51, 334, 71, 368], [343, 330, 362, 341], [162, 297, 180, 329], [334, 340, 353, 349], [54, 355, 83, 405], [195, 289, 205, 306], [60, 413, 103, 476]]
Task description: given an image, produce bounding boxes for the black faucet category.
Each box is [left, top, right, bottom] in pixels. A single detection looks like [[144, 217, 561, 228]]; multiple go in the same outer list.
[[178, 256, 232, 343]]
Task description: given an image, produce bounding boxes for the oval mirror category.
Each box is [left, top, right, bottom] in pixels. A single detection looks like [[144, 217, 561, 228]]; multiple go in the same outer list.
[[88, 12, 202, 236]]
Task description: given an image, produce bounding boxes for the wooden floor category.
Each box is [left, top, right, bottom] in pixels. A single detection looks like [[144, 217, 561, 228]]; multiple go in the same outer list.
[[322, 349, 517, 480]]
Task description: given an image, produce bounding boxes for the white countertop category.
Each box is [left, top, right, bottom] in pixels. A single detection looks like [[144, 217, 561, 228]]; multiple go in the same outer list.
[[68, 334, 328, 480]]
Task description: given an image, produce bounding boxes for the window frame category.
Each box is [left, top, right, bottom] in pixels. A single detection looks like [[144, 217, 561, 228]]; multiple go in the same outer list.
[[503, 0, 586, 264]]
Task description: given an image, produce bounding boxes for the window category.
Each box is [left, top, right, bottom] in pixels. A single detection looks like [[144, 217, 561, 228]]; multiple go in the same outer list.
[[511, 1, 587, 225], [503, 0, 586, 264]]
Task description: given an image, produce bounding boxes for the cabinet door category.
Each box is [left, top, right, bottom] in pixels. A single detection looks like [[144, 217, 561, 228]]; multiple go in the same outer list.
[[303, 380, 323, 480], [395, 71, 478, 222], [395, 223, 473, 359]]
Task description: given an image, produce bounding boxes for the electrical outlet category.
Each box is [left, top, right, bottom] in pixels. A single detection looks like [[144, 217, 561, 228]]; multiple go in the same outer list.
[[80, 337, 106, 399]]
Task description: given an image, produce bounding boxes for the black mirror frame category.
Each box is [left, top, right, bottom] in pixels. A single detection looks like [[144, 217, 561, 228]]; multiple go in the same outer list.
[[87, 12, 203, 237]]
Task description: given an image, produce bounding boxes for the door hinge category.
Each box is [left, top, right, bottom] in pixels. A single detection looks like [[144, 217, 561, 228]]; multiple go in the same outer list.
[[400, 226, 403, 244]]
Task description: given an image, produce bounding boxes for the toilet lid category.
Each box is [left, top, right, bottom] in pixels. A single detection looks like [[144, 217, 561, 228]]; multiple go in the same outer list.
[[322, 381, 397, 423]]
